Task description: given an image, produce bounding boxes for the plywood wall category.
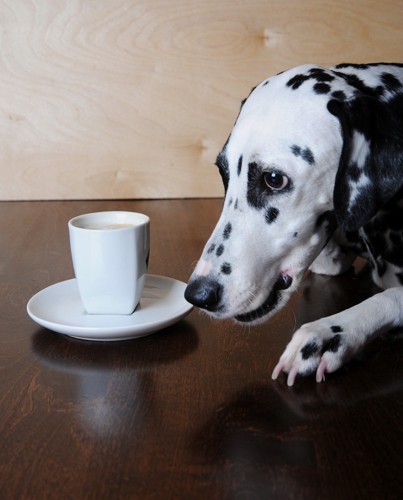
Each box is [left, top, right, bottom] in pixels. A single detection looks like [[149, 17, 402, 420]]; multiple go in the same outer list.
[[1, 0, 402, 200]]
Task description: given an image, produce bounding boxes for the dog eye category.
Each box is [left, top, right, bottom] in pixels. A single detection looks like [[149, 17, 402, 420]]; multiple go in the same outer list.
[[263, 171, 289, 191]]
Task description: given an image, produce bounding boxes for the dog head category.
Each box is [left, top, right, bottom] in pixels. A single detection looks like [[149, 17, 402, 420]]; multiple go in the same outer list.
[[185, 64, 403, 323]]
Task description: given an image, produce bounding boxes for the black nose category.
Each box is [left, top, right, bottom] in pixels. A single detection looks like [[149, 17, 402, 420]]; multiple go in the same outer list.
[[184, 277, 223, 311]]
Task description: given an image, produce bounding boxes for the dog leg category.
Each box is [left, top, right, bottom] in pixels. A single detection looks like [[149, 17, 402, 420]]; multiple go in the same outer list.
[[309, 237, 356, 276], [272, 287, 403, 386]]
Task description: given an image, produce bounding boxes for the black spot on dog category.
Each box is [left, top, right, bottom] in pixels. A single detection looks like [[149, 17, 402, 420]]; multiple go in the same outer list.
[[309, 68, 335, 82], [396, 272, 403, 285], [333, 71, 385, 99], [301, 341, 319, 360], [386, 244, 403, 267], [331, 90, 347, 101], [234, 199, 239, 210], [216, 245, 224, 257], [385, 205, 403, 231], [265, 206, 279, 224], [247, 162, 266, 209], [321, 334, 342, 354], [335, 63, 371, 70], [302, 148, 315, 165], [336, 62, 403, 70], [215, 151, 229, 193], [293, 232, 298, 238], [348, 164, 362, 182], [380, 72, 402, 93], [314, 82, 331, 94], [223, 223, 232, 239], [237, 156, 243, 176], [331, 325, 343, 333], [345, 230, 361, 244], [291, 145, 315, 165], [221, 263, 232, 275], [207, 243, 216, 254], [291, 145, 301, 157], [288, 68, 336, 92], [315, 210, 337, 236], [376, 259, 387, 277], [389, 231, 401, 245], [364, 196, 403, 268], [287, 73, 309, 90], [247, 162, 293, 210]]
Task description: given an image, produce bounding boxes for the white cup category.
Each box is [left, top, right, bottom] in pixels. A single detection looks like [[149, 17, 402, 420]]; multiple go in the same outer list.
[[68, 211, 150, 315]]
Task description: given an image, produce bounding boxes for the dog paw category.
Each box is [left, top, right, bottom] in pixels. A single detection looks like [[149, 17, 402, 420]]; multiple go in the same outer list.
[[272, 321, 351, 386]]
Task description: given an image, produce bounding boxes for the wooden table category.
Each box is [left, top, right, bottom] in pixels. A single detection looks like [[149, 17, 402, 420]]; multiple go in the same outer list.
[[1, 199, 402, 499]]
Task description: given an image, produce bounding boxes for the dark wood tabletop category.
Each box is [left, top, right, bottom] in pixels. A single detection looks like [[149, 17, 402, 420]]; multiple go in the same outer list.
[[1, 199, 402, 499]]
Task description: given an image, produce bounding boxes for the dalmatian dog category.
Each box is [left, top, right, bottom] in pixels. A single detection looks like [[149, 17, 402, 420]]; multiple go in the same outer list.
[[185, 63, 403, 385]]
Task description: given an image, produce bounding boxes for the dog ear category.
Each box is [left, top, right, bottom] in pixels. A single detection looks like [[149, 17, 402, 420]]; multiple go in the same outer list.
[[328, 93, 403, 232]]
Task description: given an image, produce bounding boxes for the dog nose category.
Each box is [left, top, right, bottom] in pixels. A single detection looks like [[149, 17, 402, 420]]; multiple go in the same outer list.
[[184, 277, 223, 311]]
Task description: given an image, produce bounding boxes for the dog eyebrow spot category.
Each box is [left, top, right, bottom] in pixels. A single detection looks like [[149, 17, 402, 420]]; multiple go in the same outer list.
[[221, 263, 232, 275], [265, 206, 279, 224], [223, 223, 232, 239], [237, 156, 243, 176], [304, 149, 315, 164], [216, 244, 224, 257], [291, 145, 301, 156], [331, 325, 343, 333], [290, 145, 315, 165]]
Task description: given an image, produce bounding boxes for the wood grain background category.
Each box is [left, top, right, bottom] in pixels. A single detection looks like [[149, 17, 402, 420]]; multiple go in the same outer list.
[[1, 0, 402, 200]]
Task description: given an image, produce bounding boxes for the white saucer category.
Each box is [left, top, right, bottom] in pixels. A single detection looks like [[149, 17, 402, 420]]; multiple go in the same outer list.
[[27, 275, 193, 341]]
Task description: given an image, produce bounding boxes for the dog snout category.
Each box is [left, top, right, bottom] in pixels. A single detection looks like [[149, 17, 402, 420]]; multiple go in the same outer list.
[[185, 277, 223, 312]]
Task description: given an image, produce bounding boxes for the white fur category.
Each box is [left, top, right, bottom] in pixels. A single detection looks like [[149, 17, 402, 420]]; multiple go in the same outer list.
[[187, 63, 403, 385]]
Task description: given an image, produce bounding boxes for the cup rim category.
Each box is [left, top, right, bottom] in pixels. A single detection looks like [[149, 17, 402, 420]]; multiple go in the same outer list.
[[68, 211, 150, 231]]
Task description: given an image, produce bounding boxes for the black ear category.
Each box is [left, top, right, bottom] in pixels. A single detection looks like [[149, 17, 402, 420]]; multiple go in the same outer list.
[[328, 93, 403, 232]]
